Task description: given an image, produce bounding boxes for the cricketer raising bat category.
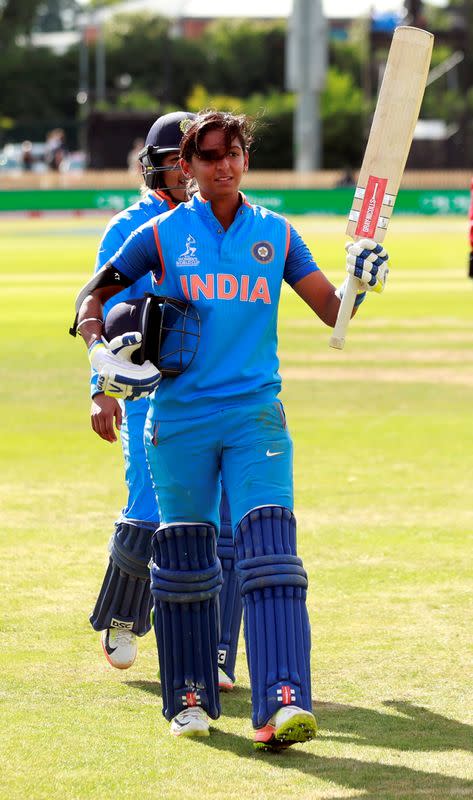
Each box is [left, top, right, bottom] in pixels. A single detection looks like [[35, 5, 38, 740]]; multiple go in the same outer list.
[[329, 26, 434, 350]]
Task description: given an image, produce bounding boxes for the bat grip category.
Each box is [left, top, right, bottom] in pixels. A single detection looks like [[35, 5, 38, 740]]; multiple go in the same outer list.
[[329, 275, 361, 350]]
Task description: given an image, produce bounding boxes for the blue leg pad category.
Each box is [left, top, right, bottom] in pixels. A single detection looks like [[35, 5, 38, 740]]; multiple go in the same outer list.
[[150, 523, 222, 721], [90, 521, 155, 636], [235, 506, 312, 728], [216, 489, 242, 682]]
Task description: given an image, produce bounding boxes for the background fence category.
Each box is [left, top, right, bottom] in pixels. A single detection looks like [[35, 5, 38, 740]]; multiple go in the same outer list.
[[0, 170, 470, 215]]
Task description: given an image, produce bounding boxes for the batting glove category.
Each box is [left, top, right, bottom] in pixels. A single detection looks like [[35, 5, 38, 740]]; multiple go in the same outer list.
[[88, 333, 161, 401], [345, 238, 389, 293]]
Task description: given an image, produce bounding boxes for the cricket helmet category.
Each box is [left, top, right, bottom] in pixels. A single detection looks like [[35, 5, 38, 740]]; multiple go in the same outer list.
[[138, 111, 196, 190], [104, 294, 200, 377]]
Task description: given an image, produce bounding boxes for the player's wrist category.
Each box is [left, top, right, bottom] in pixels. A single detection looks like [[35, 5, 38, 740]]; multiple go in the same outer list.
[[336, 276, 366, 303], [88, 340, 104, 354], [88, 340, 106, 368]]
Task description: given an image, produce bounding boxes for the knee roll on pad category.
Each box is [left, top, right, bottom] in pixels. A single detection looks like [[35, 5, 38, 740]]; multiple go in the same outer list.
[[216, 490, 242, 682], [235, 506, 312, 728], [150, 524, 222, 721], [89, 521, 155, 636]]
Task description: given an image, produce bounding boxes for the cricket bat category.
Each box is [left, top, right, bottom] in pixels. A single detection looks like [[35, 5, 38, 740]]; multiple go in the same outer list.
[[329, 26, 434, 350]]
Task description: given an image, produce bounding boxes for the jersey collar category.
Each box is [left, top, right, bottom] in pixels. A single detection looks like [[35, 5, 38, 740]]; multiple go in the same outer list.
[[191, 191, 252, 212], [151, 189, 177, 210]]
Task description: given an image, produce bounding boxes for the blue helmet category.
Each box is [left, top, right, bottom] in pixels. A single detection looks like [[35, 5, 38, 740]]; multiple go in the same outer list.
[[138, 111, 196, 190], [104, 294, 200, 377]]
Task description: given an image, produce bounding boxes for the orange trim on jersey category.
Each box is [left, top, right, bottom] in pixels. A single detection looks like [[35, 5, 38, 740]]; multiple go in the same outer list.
[[152, 190, 176, 210], [152, 223, 166, 285], [284, 220, 291, 259]]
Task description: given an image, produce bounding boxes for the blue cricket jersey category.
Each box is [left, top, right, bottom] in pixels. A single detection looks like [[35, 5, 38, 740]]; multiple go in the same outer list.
[[90, 190, 176, 396], [111, 192, 319, 419]]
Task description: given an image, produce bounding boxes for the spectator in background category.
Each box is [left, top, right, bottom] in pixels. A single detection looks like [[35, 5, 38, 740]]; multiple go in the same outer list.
[[45, 128, 67, 171], [127, 137, 145, 175], [21, 140, 34, 171], [335, 168, 356, 188]]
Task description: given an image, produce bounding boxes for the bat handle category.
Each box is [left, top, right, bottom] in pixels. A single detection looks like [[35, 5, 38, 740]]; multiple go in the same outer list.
[[329, 274, 361, 350]]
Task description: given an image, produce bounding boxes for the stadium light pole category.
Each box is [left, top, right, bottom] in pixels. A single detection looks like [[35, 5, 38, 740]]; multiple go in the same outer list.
[[94, 5, 106, 104], [77, 24, 90, 153], [286, 0, 327, 171]]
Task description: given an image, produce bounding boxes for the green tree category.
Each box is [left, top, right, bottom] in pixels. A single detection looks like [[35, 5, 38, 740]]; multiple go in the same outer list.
[[201, 19, 286, 98], [0, 0, 42, 48], [103, 13, 206, 106], [321, 67, 364, 168], [185, 66, 364, 170]]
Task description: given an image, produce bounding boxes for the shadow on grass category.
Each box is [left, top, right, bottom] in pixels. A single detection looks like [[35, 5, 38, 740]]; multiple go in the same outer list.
[[125, 679, 252, 718], [196, 728, 473, 800], [125, 680, 162, 698], [315, 699, 473, 753]]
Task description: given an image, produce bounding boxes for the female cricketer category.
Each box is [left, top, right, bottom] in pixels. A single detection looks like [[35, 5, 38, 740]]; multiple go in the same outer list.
[[73, 110, 389, 750]]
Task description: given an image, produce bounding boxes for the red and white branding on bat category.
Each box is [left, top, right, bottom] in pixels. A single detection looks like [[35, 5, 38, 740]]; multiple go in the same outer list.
[[355, 175, 388, 238]]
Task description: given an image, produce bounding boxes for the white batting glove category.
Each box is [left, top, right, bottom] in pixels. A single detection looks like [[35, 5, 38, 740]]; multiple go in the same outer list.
[[345, 238, 389, 293], [88, 333, 161, 401]]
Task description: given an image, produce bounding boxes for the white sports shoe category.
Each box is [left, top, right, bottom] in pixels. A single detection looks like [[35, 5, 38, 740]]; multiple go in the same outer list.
[[254, 705, 317, 751], [218, 668, 234, 692], [101, 628, 137, 670], [170, 707, 210, 738]]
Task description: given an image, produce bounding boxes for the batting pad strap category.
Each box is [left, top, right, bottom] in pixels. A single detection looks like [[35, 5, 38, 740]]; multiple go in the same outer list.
[[150, 524, 222, 721], [150, 563, 222, 602], [237, 554, 308, 595], [216, 539, 235, 560], [110, 522, 154, 580]]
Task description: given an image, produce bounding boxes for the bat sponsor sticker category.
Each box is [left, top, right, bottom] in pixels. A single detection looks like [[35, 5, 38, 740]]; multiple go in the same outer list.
[[355, 175, 388, 238]]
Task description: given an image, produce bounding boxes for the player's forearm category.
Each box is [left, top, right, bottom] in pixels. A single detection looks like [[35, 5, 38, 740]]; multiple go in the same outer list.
[[292, 272, 342, 328], [76, 283, 124, 346], [317, 290, 342, 327], [76, 294, 104, 348]]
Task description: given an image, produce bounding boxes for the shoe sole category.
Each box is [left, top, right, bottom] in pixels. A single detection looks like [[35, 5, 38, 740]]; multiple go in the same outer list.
[[219, 681, 234, 692], [170, 727, 210, 738], [254, 713, 317, 752]]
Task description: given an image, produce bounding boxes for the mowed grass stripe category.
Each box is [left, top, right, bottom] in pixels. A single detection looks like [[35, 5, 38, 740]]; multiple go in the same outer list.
[[282, 365, 473, 385], [280, 349, 473, 363]]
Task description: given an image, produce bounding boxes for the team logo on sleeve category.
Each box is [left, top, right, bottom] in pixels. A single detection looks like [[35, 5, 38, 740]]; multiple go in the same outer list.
[[177, 234, 200, 267], [252, 241, 274, 264]]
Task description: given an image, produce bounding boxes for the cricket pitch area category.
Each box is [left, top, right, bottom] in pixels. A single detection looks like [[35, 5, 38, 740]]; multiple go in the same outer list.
[[1, 212, 472, 799]]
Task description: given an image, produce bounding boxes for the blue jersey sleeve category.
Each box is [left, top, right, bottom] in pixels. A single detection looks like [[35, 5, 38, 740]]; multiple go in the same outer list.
[[283, 225, 319, 286], [111, 221, 163, 282], [95, 224, 127, 272]]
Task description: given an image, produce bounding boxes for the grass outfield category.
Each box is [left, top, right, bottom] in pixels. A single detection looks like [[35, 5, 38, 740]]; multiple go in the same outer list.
[[1, 212, 472, 799]]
